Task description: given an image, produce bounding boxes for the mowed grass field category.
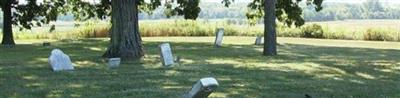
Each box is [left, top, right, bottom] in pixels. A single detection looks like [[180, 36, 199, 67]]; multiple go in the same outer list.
[[1, 37, 400, 98]]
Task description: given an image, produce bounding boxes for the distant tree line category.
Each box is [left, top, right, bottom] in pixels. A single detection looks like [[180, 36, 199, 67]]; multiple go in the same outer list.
[[137, 0, 400, 22], [303, 0, 400, 21], [1, 0, 399, 23]]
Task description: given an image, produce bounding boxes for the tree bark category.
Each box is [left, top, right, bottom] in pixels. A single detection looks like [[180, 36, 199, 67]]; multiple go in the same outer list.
[[102, 0, 144, 60], [1, 0, 15, 45], [263, 0, 277, 56]]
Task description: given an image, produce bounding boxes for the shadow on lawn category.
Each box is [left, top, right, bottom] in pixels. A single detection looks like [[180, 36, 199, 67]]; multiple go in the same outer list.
[[142, 41, 400, 97], [0, 39, 400, 97]]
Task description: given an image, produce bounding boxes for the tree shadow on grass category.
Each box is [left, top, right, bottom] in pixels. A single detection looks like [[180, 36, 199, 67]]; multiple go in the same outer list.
[[1, 39, 400, 97], [144, 41, 400, 97]]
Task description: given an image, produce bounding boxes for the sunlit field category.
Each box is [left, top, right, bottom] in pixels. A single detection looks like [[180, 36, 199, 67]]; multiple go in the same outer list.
[[1, 19, 399, 42]]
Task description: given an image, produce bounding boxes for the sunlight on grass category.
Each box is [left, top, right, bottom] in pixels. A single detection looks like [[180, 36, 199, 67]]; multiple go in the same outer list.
[[25, 83, 45, 88], [355, 72, 376, 79], [85, 47, 104, 51], [22, 75, 39, 80], [74, 61, 98, 67], [210, 92, 228, 97], [1, 37, 400, 97], [68, 84, 84, 88], [47, 90, 63, 98]]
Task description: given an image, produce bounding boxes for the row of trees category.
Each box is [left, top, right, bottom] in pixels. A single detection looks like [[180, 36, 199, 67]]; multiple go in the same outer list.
[[136, 0, 400, 22], [1, 0, 323, 60], [7, 0, 396, 23], [34, 0, 398, 23], [304, 0, 400, 21]]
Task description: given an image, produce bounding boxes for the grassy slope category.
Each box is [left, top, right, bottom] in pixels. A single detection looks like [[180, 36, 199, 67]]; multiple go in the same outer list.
[[1, 37, 400, 98]]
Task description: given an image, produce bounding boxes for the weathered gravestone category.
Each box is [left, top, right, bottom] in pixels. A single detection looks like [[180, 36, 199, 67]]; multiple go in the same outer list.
[[183, 77, 219, 98], [159, 43, 174, 66], [107, 58, 121, 68], [214, 28, 224, 47], [48, 49, 74, 71], [255, 36, 264, 45]]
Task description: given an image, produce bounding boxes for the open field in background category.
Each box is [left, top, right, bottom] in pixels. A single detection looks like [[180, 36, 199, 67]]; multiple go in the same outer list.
[[312, 20, 400, 40], [1, 37, 400, 97], [0, 21, 110, 40], [0, 19, 399, 41]]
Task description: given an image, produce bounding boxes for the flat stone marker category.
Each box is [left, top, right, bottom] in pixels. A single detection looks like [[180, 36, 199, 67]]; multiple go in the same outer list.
[[183, 77, 219, 98], [159, 43, 174, 66], [107, 58, 121, 68], [48, 49, 74, 71], [255, 36, 264, 45], [214, 28, 224, 47]]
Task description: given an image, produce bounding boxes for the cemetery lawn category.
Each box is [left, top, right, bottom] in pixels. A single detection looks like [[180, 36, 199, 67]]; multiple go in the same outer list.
[[1, 37, 400, 98]]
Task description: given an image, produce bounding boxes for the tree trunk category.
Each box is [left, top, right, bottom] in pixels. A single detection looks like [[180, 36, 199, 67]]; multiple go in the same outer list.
[[102, 0, 144, 60], [1, 0, 15, 45], [263, 0, 277, 56]]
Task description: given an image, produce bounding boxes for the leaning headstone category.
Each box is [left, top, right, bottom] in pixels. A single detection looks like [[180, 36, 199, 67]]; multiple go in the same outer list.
[[48, 49, 74, 71], [183, 77, 219, 98], [107, 58, 121, 68], [159, 43, 174, 66], [214, 28, 224, 47], [255, 36, 264, 45]]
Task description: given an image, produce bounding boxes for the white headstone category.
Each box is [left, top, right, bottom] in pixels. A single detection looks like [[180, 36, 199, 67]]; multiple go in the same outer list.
[[214, 28, 224, 47], [107, 58, 121, 68], [255, 36, 264, 45], [48, 49, 74, 71], [159, 43, 174, 66], [183, 77, 219, 98]]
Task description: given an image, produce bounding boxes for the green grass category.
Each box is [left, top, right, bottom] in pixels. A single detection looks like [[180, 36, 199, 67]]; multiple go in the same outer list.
[[1, 37, 400, 97]]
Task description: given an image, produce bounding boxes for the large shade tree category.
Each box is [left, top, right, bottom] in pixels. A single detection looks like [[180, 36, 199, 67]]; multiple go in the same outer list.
[[68, 0, 203, 60], [0, 0, 66, 46], [56, 0, 324, 59], [164, 0, 324, 56], [244, 0, 323, 56]]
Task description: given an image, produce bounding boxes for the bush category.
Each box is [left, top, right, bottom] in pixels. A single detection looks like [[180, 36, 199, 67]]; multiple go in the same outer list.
[[363, 29, 395, 41], [301, 24, 324, 38]]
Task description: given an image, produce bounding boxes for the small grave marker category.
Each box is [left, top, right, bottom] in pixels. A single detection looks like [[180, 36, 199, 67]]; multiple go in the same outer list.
[[255, 36, 264, 45], [159, 43, 174, 66], [48, 49, 74, 71], [214, 28, 224, 47], [183, 77, 219, 98], [107, 58, 121, 68]]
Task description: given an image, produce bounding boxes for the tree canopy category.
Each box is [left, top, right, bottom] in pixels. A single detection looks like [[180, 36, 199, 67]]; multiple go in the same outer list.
[[2, 0, 324, 57], [0, 0, 66, 29], [1, 0, 67, 45], [245, 0, 323, 26]]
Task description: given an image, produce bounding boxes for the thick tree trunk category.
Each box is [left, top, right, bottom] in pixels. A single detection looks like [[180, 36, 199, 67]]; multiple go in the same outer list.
[[102, 0, 144, 60], [263, 0, 277, 56], [1, 0, 15, 45]]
